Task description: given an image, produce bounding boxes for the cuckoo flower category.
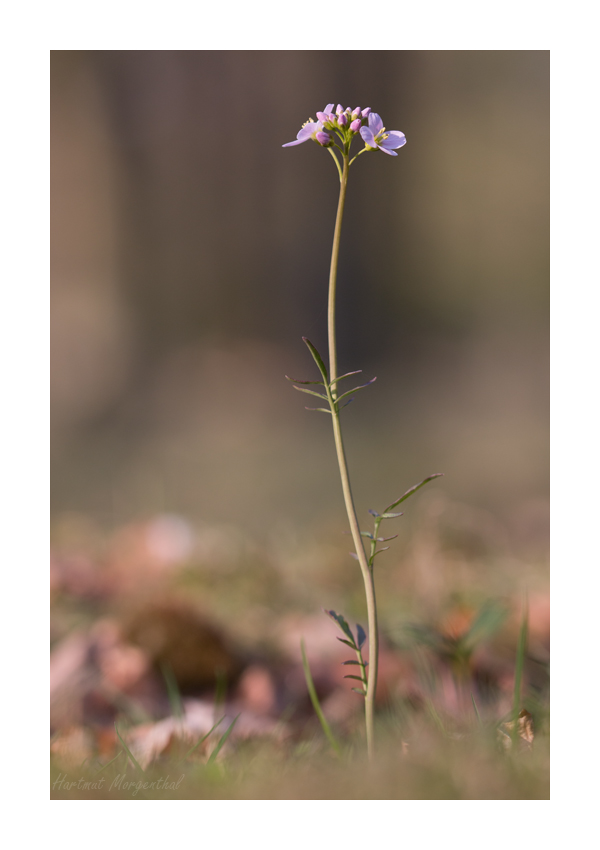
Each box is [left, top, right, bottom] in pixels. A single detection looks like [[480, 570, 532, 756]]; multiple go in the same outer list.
[[282, 118, 329, 147], [283, 104, 335, 148], [360, 112, 406, 156], [282, 102, 429, 763]]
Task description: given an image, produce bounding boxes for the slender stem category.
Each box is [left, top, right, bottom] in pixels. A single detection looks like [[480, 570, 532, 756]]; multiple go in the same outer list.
[[326, 153, 379, 759]]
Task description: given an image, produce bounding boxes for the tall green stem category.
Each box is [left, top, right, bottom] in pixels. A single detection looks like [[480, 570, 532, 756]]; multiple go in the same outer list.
[[327, 154, 378, 760]]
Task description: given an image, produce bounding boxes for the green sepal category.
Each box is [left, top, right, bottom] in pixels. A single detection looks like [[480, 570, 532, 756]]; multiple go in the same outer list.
[[302, 337, 329, 382]]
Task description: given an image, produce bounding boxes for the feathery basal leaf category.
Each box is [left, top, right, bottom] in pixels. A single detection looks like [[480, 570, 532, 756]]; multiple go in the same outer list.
[[324, 609, 354, 641]]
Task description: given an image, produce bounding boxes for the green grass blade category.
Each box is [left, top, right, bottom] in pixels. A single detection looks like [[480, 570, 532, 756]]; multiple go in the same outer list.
[[206, 714, 240, 766], [512, 596, 529, 737], [114, 723, 145, 775], [300, 639, 342, 756], [214, 666, 227, 721], [471, 693, 482, 726], [93, 749, 125, 777], [464, 600, 508, 651], [160, 661, 184, 721], [178, 716, 225, 764]]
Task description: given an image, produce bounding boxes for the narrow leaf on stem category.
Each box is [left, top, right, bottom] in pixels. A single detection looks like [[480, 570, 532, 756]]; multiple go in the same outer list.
[[335, 377, 377, 405], [285, 376, 324, 385], [292, 386, 329, 400], [330, 370, 362, 386], [383, 473, 444, 513], [302, 337, 329, 382]]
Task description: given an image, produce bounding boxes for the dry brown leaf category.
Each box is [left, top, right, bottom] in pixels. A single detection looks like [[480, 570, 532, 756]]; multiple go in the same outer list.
[[498, 709, 534, 751]]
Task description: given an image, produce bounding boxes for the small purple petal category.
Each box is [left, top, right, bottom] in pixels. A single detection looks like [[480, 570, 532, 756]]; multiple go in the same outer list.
[[324, 103, 334, 113], [376, 144, 398, 156], [360, 126, 376, 147], [282, 121, 321, 147], [368, 112, 384, 135], [361, 107, 371, 118], [350, 119, 361, 132], [379, 131, 406, 150]]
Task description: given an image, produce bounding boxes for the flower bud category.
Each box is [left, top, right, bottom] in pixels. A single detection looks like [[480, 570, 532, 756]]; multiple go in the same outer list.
[[352, 108, 361, 119], [338, 113, 348, 126], [316, 112, 328, 122], [361, 107, 371, 118], [316, 131, 332, 146], [336, 104, 344, 114], [350, 118, 361, 132]]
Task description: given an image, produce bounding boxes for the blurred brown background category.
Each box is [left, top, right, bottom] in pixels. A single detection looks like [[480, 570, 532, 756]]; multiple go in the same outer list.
[[50, 52, 549, 756], [51, 49, 548, 542]]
